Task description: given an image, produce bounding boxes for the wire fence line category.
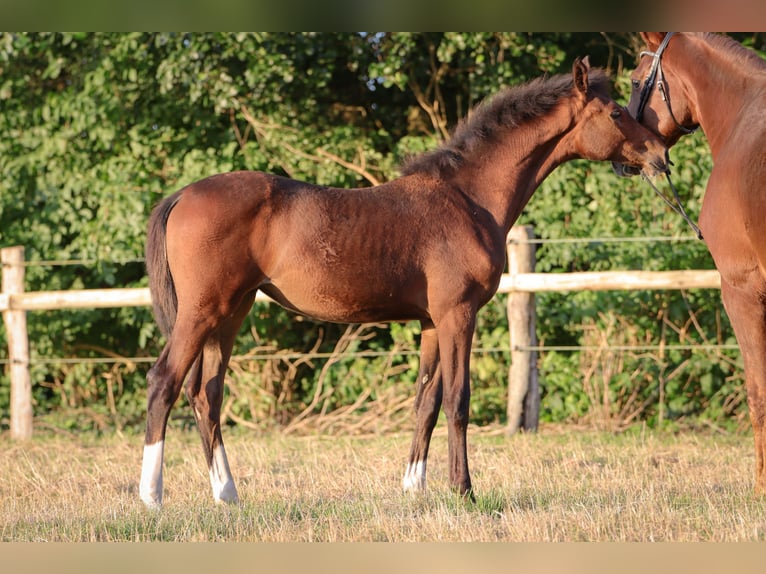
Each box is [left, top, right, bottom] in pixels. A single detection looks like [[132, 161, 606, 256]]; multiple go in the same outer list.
[[16, 257, 146, 268], [0, 347, 488, 367], [507, 234, 703, 245], [0, 343, 741, 368], [15, 234, 705, 269]]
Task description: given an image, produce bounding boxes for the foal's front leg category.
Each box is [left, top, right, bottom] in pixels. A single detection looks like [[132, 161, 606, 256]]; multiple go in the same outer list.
[[403, 323, 442, 492], [436, 304, 476, 497]]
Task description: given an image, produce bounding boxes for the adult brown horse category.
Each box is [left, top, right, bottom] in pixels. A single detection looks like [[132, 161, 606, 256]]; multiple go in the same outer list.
[[615, 32, 766, 493], [139, 58, 668, 509]]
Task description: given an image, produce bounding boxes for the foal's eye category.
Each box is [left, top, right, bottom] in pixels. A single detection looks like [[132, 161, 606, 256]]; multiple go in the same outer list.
[[631, 79, 640, 90], [610, 109, 622, 120]]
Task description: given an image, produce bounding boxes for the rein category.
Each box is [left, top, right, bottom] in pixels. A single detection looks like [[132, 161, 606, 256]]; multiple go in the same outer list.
[[636, 32, 703, 240], [642, 172, 703, 239]]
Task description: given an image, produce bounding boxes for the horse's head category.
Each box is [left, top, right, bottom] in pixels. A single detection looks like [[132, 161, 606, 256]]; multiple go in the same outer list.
[[569, 56, 669, 178], [613, 32, 699, 177]]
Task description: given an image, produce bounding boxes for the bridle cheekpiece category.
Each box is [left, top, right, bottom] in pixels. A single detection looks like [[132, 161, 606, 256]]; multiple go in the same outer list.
[[635, 32, 699, 135], [635, 32, 703, 239]]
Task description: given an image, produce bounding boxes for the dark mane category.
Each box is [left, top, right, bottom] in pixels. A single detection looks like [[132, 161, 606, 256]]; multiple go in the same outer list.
[[401, 69, 610, 178], [701, 33, 766, 71]]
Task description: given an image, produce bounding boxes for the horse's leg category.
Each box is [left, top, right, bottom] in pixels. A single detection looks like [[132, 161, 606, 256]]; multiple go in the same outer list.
[[184, 293, 255, 504], [403, 322, 443, 492], [435, 304, 476, 497], [139, 312, 214, 509], [720, 280, 766, 494]]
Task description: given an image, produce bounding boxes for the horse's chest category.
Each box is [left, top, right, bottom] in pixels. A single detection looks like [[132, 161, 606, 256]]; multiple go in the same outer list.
[[433, 237, 506, 304]]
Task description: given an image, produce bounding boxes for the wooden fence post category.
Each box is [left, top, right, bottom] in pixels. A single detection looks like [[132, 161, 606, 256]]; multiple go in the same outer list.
[[506, 226, 539, 435], [2, 246, 32, 440]]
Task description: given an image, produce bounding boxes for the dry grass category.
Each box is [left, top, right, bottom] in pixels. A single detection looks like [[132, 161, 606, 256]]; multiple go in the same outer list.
[[1, 425, 765, 541]]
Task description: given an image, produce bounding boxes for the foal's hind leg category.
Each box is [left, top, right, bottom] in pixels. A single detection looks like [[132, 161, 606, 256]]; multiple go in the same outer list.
[[403, 323, 442, 492], [140, 314, 214, 508], [184, 293, 255, 504]]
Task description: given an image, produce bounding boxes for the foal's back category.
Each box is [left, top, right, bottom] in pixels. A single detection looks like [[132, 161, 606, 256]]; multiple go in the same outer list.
[[167, 170, 500, 324]]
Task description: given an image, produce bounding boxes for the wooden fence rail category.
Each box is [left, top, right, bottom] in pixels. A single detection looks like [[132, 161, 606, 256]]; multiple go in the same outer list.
[[1, 228, 722, 440]]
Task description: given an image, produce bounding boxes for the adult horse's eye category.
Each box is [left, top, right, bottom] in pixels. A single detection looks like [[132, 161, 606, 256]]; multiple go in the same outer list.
[[610, 109, 622, 120]]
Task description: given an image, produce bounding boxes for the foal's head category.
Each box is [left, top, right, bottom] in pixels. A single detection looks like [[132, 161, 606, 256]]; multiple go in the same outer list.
[[569, 57, 669, 178]]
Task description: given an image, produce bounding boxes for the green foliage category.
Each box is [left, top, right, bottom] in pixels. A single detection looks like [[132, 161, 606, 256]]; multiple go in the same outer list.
[[2, 33, 763, 433]]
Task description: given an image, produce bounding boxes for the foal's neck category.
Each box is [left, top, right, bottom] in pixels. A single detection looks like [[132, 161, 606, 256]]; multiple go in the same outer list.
[[457, 103, 577, 233]]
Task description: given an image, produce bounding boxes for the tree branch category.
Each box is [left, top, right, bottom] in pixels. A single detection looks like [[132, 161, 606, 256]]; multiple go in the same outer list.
[[239, 103, 381, 186]]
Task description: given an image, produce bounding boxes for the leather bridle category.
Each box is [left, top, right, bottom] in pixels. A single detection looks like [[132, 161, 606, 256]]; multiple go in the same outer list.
[[635, 32, 699, 135], [634, 32, 702, 239]]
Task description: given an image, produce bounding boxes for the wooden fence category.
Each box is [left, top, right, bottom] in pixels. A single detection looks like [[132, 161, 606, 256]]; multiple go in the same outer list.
[[1, 227, 722, 440]]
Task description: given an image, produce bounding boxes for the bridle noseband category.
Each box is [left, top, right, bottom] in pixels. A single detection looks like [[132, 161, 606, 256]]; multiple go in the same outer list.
[[635, 32, 703, 239], [635, 32, 699, 135]]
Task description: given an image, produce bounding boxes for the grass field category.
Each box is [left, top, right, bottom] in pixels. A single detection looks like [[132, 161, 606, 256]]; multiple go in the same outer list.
[[2, 425, 765, 541]]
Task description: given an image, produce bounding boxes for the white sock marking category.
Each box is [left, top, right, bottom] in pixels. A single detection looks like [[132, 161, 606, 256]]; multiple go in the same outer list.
[[140, 441, 165, 509], [402, 460, 427, 492], [209, 444, 239, 504]]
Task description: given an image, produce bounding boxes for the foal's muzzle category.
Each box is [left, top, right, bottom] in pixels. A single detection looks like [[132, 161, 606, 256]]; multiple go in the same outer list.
[[611, 161, 641, 177], [612, 151, 669, 179]]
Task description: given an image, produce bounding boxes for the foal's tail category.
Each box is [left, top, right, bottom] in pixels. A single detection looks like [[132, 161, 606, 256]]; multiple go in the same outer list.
[[145, 192, 182, 338]]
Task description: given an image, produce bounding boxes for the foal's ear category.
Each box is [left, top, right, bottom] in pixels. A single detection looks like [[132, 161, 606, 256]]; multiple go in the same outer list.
[[640, 32, 666, 50], [573, 56, 591, 98]]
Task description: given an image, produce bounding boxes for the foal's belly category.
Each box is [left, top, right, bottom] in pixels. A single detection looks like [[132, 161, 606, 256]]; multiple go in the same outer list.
[[259, 275, 428, 324]]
